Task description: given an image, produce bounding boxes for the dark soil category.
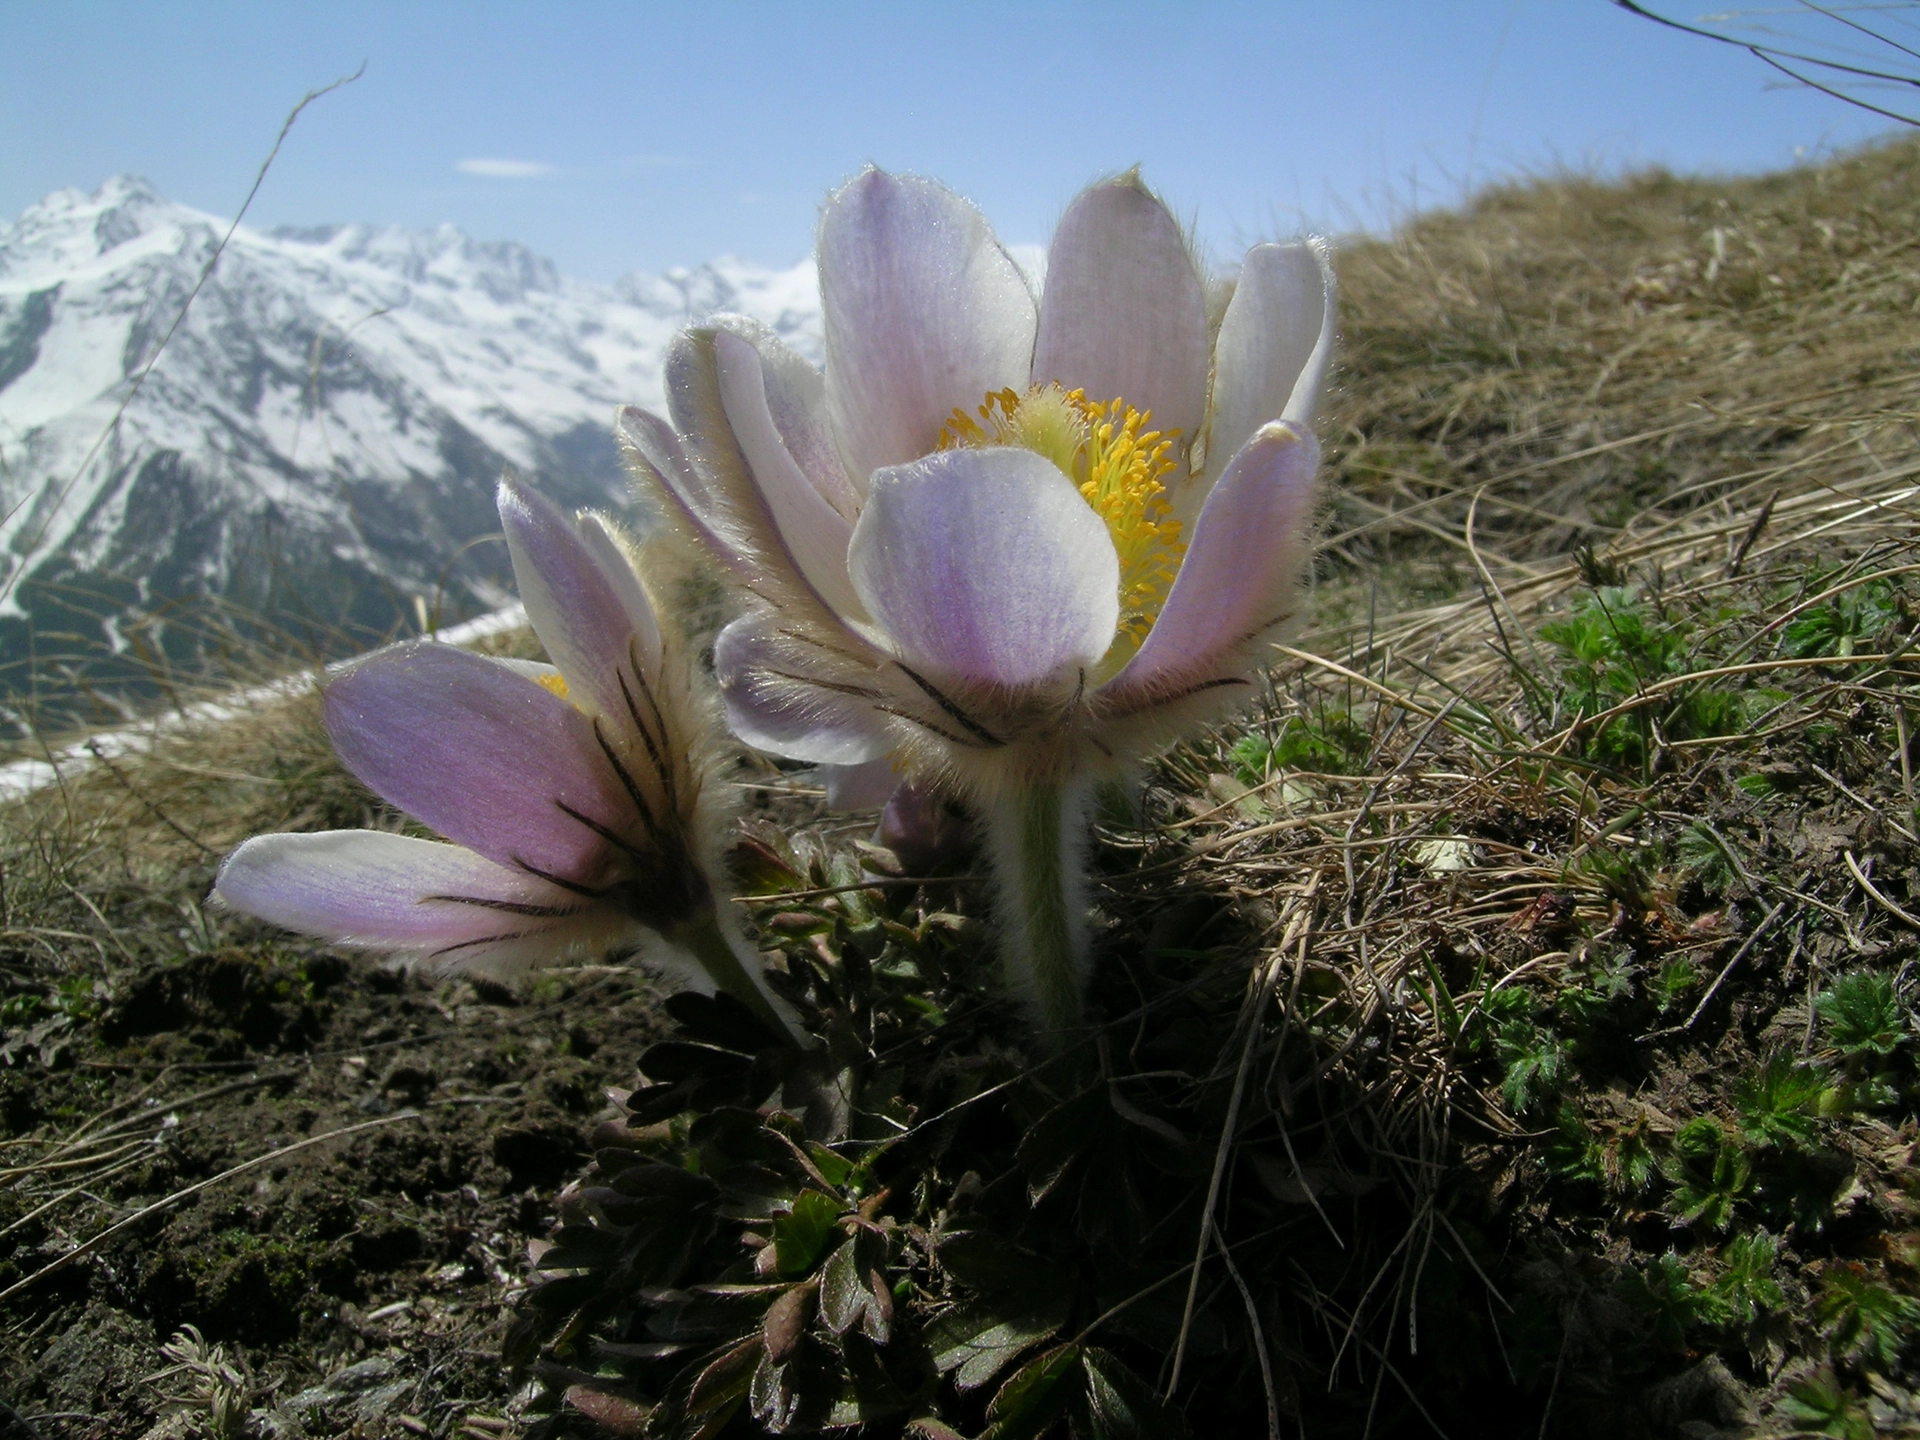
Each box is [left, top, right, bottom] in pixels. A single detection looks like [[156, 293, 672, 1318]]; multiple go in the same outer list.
[[0, 933, 675, 1439]]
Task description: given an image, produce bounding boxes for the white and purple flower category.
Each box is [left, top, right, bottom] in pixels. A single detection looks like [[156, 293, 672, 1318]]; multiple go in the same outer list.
[[213, 476, 801, 1044], [618, 169, 1334, 1039]]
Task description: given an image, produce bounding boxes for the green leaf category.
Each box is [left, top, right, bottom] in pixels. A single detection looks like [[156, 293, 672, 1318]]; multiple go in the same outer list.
[[772, 1190, 844, 1278], [806, 1141, 855, 1187], [1078, 1347, 1188, 1439], [1734, 1053, 1828, 1150], [983, 1344, 1082, 1440], [928, 1297, 1071, 1393]]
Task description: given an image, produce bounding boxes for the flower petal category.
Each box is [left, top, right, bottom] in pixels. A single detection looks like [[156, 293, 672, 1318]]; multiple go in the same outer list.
[[1032, 176, 1209, 448], [324, 642, 633, 881], [848, 447, 1119, 688], [1102, 422, 1319, 703], [819, 169, 1036, 484], [499, 477, 662, 724], [713, 614, 893, 766], [712, 330, 867, 621], [737, 322, 860, 519], [617, 404, 751, 576], [820, 757, 901, 811], [213, 830, 619, 968], [1205, 241, 1336, 475]]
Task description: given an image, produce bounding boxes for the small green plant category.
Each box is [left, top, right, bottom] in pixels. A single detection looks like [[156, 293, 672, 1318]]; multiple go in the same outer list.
[[1229, 708, 1371, 782], [1817, 971, 1907, 1061], [1618, 1251, 1719, 1351], [1653, 956, 1701, 1012], [1734, 1053, 1830, 1150], [1662, 1116, 1751, 1230], [1817, 1266, 1920, 1371], [1781, 578, 1901, 659], [1778, 1368, 1875, 1440], [1496, 1019, 1568, 1116], [1709, 1230, 1785, 1327], [1675, 822, 1734, 895], [1538, 585, 1765, 770]]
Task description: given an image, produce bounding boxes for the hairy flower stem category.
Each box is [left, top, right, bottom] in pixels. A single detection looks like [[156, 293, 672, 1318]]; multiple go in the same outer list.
[[675, 914, 807, 1047], [985, 775, 1092, 1046]]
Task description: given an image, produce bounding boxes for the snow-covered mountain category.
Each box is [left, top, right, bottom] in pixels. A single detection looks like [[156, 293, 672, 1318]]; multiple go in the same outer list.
[[0, 175, 819, 723]]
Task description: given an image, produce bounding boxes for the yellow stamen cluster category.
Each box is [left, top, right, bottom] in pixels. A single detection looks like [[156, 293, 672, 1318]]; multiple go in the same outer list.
[[536, 671, 571, 700], [939, 384, 1185, 661]]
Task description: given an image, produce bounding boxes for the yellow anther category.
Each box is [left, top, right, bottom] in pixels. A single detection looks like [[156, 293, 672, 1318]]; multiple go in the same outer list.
[[536, 671, 571, 700], [939, 383, 1186, 666]]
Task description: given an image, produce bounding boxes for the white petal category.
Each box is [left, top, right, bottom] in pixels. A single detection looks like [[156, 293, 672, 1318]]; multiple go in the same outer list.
[[713, 615, 893, 766], [713, 330, 867, 622], [213, 830, 606, 957], [819, 169, 1036, 485], [848, 447, 1118, 688], [1102, 423, 1319, 706], [1206, 240, 1336, 474], [1032, 176, 1209, 447]]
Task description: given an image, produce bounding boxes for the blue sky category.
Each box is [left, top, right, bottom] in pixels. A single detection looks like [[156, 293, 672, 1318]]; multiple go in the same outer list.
[[0, 1, 1900, 281]]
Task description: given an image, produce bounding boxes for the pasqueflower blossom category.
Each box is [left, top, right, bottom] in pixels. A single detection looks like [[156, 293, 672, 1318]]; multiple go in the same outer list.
[[213, 476, 801, 1045], [617, 169, 1333, 1041]]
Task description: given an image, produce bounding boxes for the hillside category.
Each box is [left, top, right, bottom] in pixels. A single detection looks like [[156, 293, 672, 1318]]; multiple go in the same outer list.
[[4, 138, 1920, 1439]]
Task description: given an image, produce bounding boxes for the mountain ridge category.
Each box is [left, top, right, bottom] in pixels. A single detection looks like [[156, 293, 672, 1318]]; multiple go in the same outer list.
[[0, 175, 820, 726]]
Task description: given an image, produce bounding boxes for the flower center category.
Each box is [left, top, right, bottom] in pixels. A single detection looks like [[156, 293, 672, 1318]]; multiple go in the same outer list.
[[939, 384, 1185, 667], [535, 671, 571, 699]]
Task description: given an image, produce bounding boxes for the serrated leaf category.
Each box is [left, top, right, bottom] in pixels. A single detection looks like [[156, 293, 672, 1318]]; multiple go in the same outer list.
[[928, 1297, 1071, 1392], [817, 1236, 890, 1351], [1078, 1347, 1187, 1439], [773, 1190, 844, 1277]]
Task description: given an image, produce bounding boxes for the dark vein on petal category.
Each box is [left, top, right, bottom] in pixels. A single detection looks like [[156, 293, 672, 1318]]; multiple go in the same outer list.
[[510, 858, 608, 901], [590, 716, 668, 849], [892, 663, 1005, 747], [428, 929, 530, 958], [419, 893, 583, 918], [761, 667, 885, 702], [621, 640, 682, 816], [555, 799, 658, 866]]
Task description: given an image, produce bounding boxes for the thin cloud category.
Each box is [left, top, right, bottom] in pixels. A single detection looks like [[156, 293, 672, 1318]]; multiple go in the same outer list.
[[456, 158, 554, 179]]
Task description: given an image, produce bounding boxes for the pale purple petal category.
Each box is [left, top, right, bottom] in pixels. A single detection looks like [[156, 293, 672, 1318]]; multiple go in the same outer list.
[[324, 642, 633, 881], [712, 615, 892, 766], [820, 757, 900, 811], [1206, 241, 1335, 475], [712, 330, 866, 621], [1032, 176, 1209, 448], [847, 447, 1119, 688], [1102, 423, 1319, 703], [214, 831, 598, 953], [723, 318, 860, 518], [578, 514, 664, 676], [499, 477, 662, 724], [819, 169, 1036, 484], [617, 404, 750, 575]]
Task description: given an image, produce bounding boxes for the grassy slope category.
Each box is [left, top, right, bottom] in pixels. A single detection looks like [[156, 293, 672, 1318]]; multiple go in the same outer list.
[[3, 136, 1920, 1437]]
